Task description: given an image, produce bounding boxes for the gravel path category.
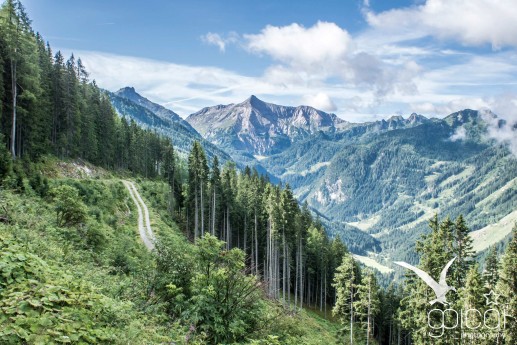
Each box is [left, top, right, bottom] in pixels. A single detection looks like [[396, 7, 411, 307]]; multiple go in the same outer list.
[[123, 180, 155, 250]]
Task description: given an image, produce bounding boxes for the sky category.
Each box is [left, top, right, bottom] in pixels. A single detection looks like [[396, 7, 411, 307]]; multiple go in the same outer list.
[[22, 0, 517, 123]]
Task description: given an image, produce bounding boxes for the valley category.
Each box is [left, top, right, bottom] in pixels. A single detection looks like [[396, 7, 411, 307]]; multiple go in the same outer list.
[[114, 89, 517, 272]]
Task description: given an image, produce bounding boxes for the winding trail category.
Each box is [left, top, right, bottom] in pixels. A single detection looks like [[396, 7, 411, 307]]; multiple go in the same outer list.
[[123, 180, 155, 250]]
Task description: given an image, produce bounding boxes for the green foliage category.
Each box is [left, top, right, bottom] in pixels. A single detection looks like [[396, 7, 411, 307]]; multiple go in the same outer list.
[[332, 253, 360, 345], [498, 223, 517, 343], [187, 234, 265, 343], [0, 238, 125, 344], [51, 184, 88, 227]]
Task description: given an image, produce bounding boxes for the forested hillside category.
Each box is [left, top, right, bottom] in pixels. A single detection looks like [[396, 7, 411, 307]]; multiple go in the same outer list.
[[1, 1, 516, 344]]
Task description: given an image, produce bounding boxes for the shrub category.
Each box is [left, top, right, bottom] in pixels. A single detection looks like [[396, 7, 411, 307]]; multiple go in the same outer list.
[[51, 185, 88, 227]]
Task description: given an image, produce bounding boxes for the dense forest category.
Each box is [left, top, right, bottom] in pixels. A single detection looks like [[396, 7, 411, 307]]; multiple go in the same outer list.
[[0, 1, 516, 344]]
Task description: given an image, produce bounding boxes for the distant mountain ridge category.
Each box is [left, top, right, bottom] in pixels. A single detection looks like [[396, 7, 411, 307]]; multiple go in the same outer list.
[[114, 87, 198, 135], [107, 88, 232, 161], [186, 95, 346, 155]]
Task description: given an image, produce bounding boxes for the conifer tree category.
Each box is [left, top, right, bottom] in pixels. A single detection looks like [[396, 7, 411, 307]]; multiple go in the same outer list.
[[484, 246, 499, 291], [497, 223, 517, 343], [187, 141, 208, 240], [453, 215, 474, 287], [209, 155, 221, 236], [333, 254, 358, 345], [354, 270, 380, 345], [0, 0, 32, 158], [459, 264, 485, 344]]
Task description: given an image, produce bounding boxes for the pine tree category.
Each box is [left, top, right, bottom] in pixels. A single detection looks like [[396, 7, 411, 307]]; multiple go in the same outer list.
[[333, 254, 358, 345], [497, 223, 517, 343], [453, 215, 474, 287], [484, 246, 499, 291], [209, 155, 221, 236], [354, 270, 380, 345], [459, 264, 485, 344], [399, 214, 459, 344], [187, 141, 208, 240], [0, 0, 29, 158]]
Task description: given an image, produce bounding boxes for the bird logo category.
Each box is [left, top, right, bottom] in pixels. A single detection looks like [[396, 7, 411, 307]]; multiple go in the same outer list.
[[395, 257, 457, 305]]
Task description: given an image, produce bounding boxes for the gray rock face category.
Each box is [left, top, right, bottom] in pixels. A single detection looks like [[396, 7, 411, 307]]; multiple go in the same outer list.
[[186, 95, 346, 155]]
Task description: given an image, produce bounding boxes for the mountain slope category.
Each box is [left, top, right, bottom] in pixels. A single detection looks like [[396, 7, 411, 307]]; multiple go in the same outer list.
[[191, 103, 517, 269], [186, 95, 346, 155], [115, 87, 198, 135], [264, 110, 517, 264], [108, 88, 232, 161]]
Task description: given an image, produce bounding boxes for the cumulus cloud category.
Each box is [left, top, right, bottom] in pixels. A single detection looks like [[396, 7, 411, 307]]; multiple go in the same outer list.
[[244, 21, 419, 98], [302, 93, 337, 112], [246, 22, 352, 68], [365, 0, 517, 49], [201, 32, 238, 52]]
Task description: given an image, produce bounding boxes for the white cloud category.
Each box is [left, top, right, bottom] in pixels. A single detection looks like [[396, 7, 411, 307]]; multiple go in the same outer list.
[[410, 98, 489, 116], [73, 50, 368, 118], [450, 126, 467, 141], [365, 0, 517, 49], [481, 95, 517, 156], [302, 93, 337, 112], [201, 32, 238, 52], [245, 22, 353, 68], [244, 21, 420, 98]]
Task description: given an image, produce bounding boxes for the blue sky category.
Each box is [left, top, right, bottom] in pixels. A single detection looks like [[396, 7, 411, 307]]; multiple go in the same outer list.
[[23, 0, 517, 122]]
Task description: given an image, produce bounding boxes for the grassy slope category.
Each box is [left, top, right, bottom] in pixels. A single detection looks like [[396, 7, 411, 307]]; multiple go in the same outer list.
[[0, 158, 343, 344]]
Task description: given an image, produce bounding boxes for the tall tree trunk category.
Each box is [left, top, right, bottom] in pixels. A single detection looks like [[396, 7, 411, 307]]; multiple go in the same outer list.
[[350, 286, 354, 345], [211, 188, 216, 235], [194, 190, 199, 240], [243, 215, 247, 255], [320, 268, 323, 312], [266, 219, 271, 296], [254, 211, 258, 276], [324, 268, 327, 319], [282, 228, 286, 303], [295, 243, 299, 308], [287, 242, 291, 308], [10, 58, 17, 159], [226, 206, 230, 250], [367, 281, 371, 345], [299, 237, 303, 309], [200, 182, 204, 236]]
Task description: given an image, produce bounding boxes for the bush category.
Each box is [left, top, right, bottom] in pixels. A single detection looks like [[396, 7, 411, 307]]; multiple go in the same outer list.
[[29, 172, 49, 197], [51, 185, 88, 227], [186, 235, 265, 344]]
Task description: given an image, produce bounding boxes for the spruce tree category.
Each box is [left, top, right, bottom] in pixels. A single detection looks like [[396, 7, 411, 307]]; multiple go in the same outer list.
[[453, 215, 474, 287], [497, 223, 517, 343], [354, 270, 380, 345], [333, 254, 358, 345], [459, 264, 485, 344], [484, 246, 499, 291]]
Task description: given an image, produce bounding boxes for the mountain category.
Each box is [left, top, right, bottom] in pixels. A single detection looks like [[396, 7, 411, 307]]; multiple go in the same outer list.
[[115, 87, 198, 134], [108, 88, 232, 161], [191, 102, 517, 271], [186, 95, 346, 155]]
